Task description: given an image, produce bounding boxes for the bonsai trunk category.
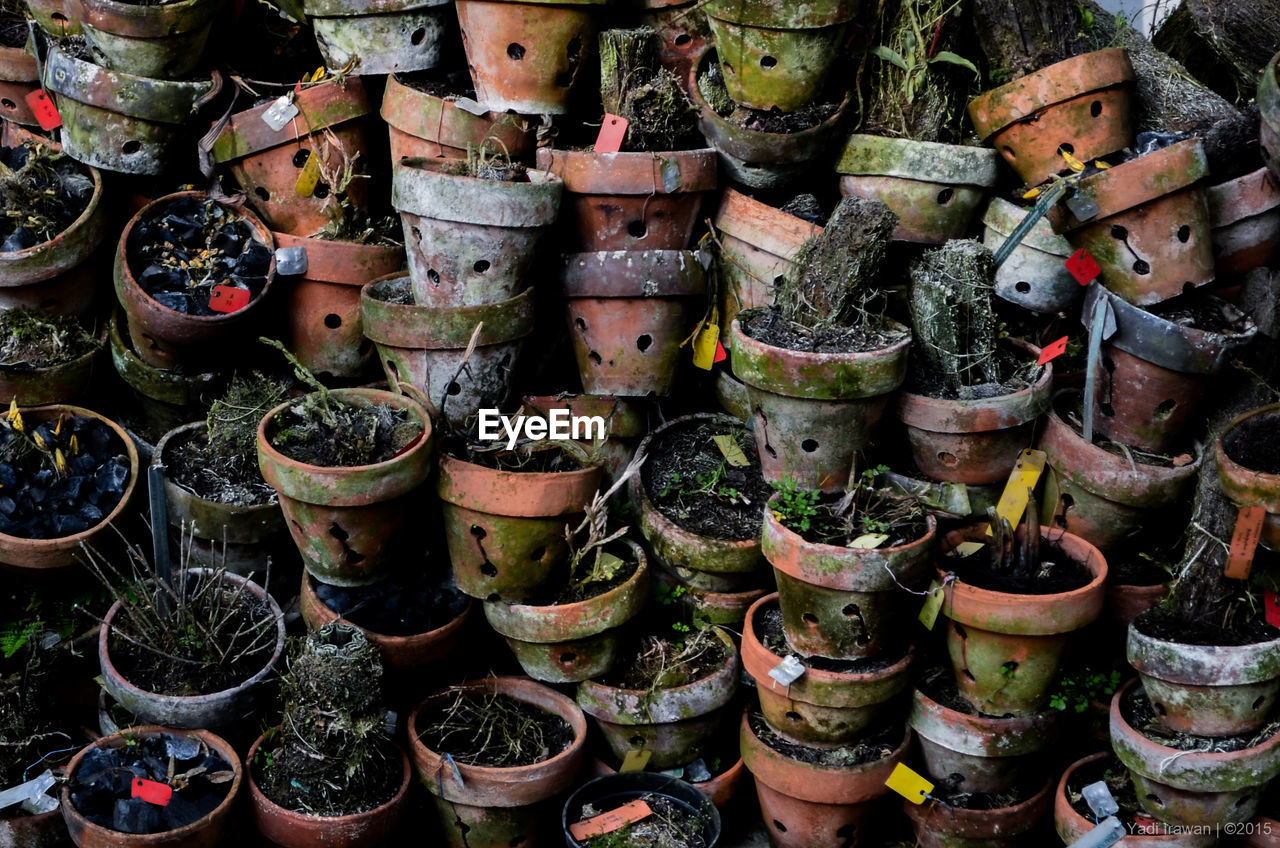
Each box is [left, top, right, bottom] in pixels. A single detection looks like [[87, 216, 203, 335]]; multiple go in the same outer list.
[[599, 27, 657, 118], [970, 0, 1083, 84], [907, 239, 1000, 398], [1154, 0, 1280, 106]]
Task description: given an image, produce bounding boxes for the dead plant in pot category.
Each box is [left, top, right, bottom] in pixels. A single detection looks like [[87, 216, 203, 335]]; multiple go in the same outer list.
[[0, 307, 104, 406]]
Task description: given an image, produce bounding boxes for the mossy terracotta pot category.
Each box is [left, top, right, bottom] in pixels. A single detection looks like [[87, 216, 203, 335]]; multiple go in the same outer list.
[[437, 449, 601, 601], [639, 0, 711, 91], [837, 134, 1001, 245], [26, 0, 81, 36], [729, 307, 912, 492], [108, 311, 223, 442], [0, 42, 41, 127], [1260, 52, 1279, 181], [0, 324, 105, 407], [1217, 404, 1280, 551], [650, 559, 772, 627], [762, 504, 935, 660], [981, 196, 1078, 314], [520, 393, 646, 486], [381, 74, 534, 163], [968, 47, 1136, 187], [75, 0, 224, 78], [1207, 167, 1280, 278], [304, 0, 451, 75], [1105, 580, 1169, 631], [257, 387, 434, 587], [903, 773, 1053, 848]]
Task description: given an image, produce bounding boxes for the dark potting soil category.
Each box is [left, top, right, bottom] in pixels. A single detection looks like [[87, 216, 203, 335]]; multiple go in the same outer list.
[[1147, 292, 1254, 337], [314, 572, 469, 637], [748, 709, 899, 767], [0, 309, 100, 370], [461, 443, 585, 473], [580, 793, 711, 848], [269, 396, 422, 467], [755, 604, 906, 674], [68, 733, 235, 835], [0, 414, 129, 539], [1135, 607, 1280, 647], [1123, 684, 1280, 752], [606, 630, 731, 691], [792, 490, 930, 550], [125, 196, 271, 317], [397, 69, 477, 100], [696, 61, 839, 134], [778, 193, 828, 226], [1107, 553, 1170, 586], [641, 420, 771, 542], [166, 428, 275, 508], [519, 547, 640, 606], [916, 667, 1008, 719], [1223, 413, 1280, 474], [0, 142, 95, 250], [907, 346, 1041, 402], [931, 779, 1037, 810], [0, 14, 26, 48], [415, 692, 574, 768], [947, 539, 1093, 595], [740, 308, 908, 355]]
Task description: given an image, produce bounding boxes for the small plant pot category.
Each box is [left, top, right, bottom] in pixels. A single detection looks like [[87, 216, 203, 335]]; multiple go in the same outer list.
[[702, 0, 857, 112], [742, 594, 913, 746], [409, 677, 588, 848], [392, 156, 562, 307], [562, 773, 722, 848], [536, 147, 718, 251], [61, 727, 242, 848], [455, 0, 607, 114], [0, 324, 105, 407], [381, 74, 534, 163], [0, 42, 41, 127], [903, 773, 1053, 848], [1038, 390, 1201, 550], [1053, 138, 1213, 306], [247, 732, 412, 848], [941, 526, 1107, 715], [762, 504, 935, 660], [1260, 53, 1279, 181], [0, 807, 67, 848], [304, 0, 451, 75], [483, 539, 651, 683], [43, 47, 215, 175], [981, 196, 1078, 314], [1106, 580, 1170, 631], [361, 275, 534, 432], [210, 78, 372, 236], [561, 249, 706, 397], [577, 627, 738, 770], [968, 48, 1136, 187], [1207, 167, 1280, 278], [521, 393, 647, 485], [437, 449, 602, 602], [75, 0, 223, 78], [640, 0, 710, 91], [740, 710, 908, 848], [730, 307, 912, 492], [1218, 404, 1280, 551], [651, 560, 772, 627], [257, 387, 434, 587], [836, 134, 1001, 245], [26, 0, 81, 36], [276, 231, 405, 380]]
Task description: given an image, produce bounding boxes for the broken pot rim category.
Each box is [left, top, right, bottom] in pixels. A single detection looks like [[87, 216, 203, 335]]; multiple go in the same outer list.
[[391, 155, 563, 225], [908, 669, 1061, 757], [535, 146, 719, 195], [380, 74, 532, 151], [896, 340, 1051, 435], [981, 195, 1073, 256], [559, 248, 708, 298], [270, 230, 405, 287], [361, 274, 535, 349], [1126, 608, 1280, 687], [436, 448, 602, 517], [0, 149, 105, 286], [155, 420, 282, 522], [210, 76, 371, 164], [1054, 137, 1210, 231], [712, 186, 824, 264], [836, 133, 1002, 187], [1208, 167, 1280, 229], [1216, 403, 1280, 512]]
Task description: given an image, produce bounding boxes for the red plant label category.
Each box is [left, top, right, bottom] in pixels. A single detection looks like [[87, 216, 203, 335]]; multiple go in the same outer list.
[[208, 286, 251, 313], [1225, 506, 1266, 580], [25, 91, 61, 132], [1267, 590, 1280, 629], [1065, 249, 1101, 285], [593, 114, 629, 154], [1037, 336, 1068, 365], [713, 339, 727, 364], [569, 799, 652, 840], [131, 778, 172, 806]]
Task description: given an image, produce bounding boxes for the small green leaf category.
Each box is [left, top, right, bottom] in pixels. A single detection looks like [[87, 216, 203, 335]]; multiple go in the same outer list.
[[929, 51, 979, 75], [872, 45, 909, 72]]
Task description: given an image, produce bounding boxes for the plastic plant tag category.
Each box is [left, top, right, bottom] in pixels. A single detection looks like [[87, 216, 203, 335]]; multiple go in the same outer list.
[[453, 97, 488, 116], [444, 753, 464, 786], [987, 449, 1047, 536], [885, 763, 933, 805], [131, 778, 172, 806], [619, 749, 652, 773], [1266, 590, 1280, 629], [1225, 506, 1266, 580], [1038, 336, 1069, 365], [848, 533, 889, 550], [947, 541, 985, 559], [275, 246, 308, 276], [594, 114, 628, 153], [1065, 249, 1102, 285], [25, 91, 61, 131], [570, 800, 653, 840], [768, 655, 805, 687], [711, 434, 749, 467], [262, 95, 299, 131], [684, 758, 711, 782], [713, 339, 727, 364], [295, 153, 322, 197], [692, 322, 719, 370], [1069, 817, 1125, 848], [0, 770, 55, 812], [1082, 781, 1119, 818], [918, 580, 945, 630], [208, 285, 251, 313]]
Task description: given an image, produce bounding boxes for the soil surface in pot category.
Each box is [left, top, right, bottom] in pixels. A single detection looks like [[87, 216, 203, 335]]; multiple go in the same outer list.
[[0, 9, 25, 47], [460, 443, 583, 473], [269, 392, 422, 467], [748, 709, 898, 767], [416, 690, 574, 767], [1123, 683, 1280, 752], [740, 307, 907, 355], [437, 154, 528, 182], [756, 603, 907, 674], [0, 142, 94, 252], [0, 412, 130, 539], [315, 571, 468, 636], [126, 196, 271, 316], [68, 732, 235, 834], [399, 68, 478, 100], [642, 419, 770, 541], [1223, 414, 1280, 474], [603, 627, 731, 692], [931, 776, 1039, 809], [577, 792, 713, 848], [1066, 754, 1167, 834], [1149, 293, 1254, 337], [1136, 607, 1280, 647], [918, 666, 1009, 717], [696, 60, 840, 134], [777, 483, 929, 548], [1106, 548, 1172, 586], [946, 537, 1092, 595], [0, 309, 101, 370], [908, 345, 1040, 401]]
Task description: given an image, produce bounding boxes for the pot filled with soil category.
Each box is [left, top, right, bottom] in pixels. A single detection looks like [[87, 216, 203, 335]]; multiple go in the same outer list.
[[981, 196, 1078, 314], [521, 393, 646, 486], [381, 72, 534, 163], [75, 0, 224, 78], [409, 676, 588, 848], [902, 773, 1053, 848], [0, 33, 39, 127], [1207, 166, 1280, 278], [302, 0, 451, 75], [1217, 404, 1280, 551], [562, 772, 721, 848], [0, 309, 105, 407]]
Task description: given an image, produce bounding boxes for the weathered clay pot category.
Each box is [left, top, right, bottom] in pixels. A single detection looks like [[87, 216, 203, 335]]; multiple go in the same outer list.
[[247, 733, 411, 848], [650, 559, 772, 627], [561, 249, 706, 396], [837, 135, 1001, 245], [276, 231, 405, 380], [981, 196, 1079, 314], [730, 307, 911, 492], [409, 677, 587, 848], [563, 773, 721, 847], [941, 526, 1107, 715], [437, 449, 601, 601], [639, 0, 710, 90], [455, 0, 607, 114], [0, 807, 68, 848], [1111, 678, 1280, 828], [257, 387, 434, 587], [577, 627, 738, 769], [304, 0, 451, 75], [968, 47, 1136, 187], [740, 710, 908, 848], [1260, 53, 1279, 181], [62, 727, 242, 848], [1207, 167, 1280, 278], [26, 0, 80, 35], [75, 0, 224, 78], [392, 156, 561, 306], [381, 74, 534, 163], [536, 147, 718, 251], [1218, 404, 1280, 551], [763, 504, 935, 659], [483, 539, 650, 683], [43, 47, 214, 175], [0, 42, 40, 127], [211, 78, 372, 236], [520, 393, 646, 485], [0, 323, 104, 407], [716, 369, 751, 420], [702, 0, 857, 112], [99, 568, 285, 728], [743, 594, 913, 746], [1106, 580, 1170, 631], [903, 773, 1053, 848], [1039, 390, 1201, 550], [361, 275, 534, 432], [0, 404, 138, 571]]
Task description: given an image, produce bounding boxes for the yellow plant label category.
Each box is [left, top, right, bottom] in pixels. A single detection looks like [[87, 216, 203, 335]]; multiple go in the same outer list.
[[947, 541, 985, 558], [986, 449, 1046, 537], [711, 434, 749, 467], [918, 580, 945, 630], [849, 533, 889, 550], [692, 322, 719, 370], [619, 750, 652, 773], [885, 763, 934, 805], [295, 152, 321, 197]]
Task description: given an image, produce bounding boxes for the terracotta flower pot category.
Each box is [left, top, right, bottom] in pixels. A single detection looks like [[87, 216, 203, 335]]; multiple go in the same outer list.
[[43, 47, 215, 175], [968, 48, 1136, 187], [561, 249, 706, 396], [0, 42, 41, 127], [521, 393, 647, 485], [577, 627, 738, 769], [837, 135, 1001, 245], [563, 773, 722, 847], [409, 677, 588, 848], [392, 156, 561, 307], [483, 539, 650, 683], [380, 74, 534, 163], [0, 324, 105, 407], [903, 773, 1052, 848], [247, 732, 412, 848], [361, 275, 534, 432], [437, 449, 602, 601], [981, 196, 1078, 314], [640, 0, 710, 93], [26, 0, 81, 36], [536, 147, 718, 251], [702, 0, 857, 112], [1207, 167, 1280, 278], [75, 0, 224, 78], [1105, 580, 1169, 631], [276, 231, 405, 380], [742, 594, 914, 746], [303, 0, 451, 75], [257, 387, 434, 587], [1218, 404, 1280, 551], [0, 807, 68, 848], [941, 526, 1107, 715], [762, 504, 935, 660], [1260, 53, 1279, 181], [716, 369, 751, 420], [730, 308, 911, 492], [740, 710, 908, 848], [650, 559, 772, 627], [1248, 817, 1280, 848], [1038, 390, 1201, 550], [455, 0, 607, 115]]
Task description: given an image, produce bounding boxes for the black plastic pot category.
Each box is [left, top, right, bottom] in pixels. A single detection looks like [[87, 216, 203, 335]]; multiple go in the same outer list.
[[562, 773, 721, 848]]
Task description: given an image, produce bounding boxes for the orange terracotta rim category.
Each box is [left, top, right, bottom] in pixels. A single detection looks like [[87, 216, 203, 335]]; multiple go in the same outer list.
[[437, 450, 602, 517], [1216, 403, 1280, 513]]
